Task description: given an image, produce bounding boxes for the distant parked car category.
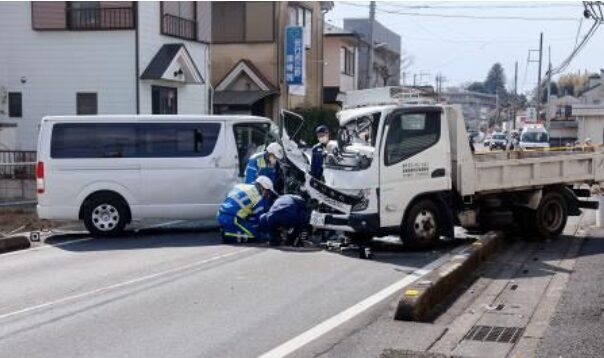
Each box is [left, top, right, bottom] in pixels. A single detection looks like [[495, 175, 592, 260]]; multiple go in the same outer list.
[[36, 115, 277, 236], [489, 133, 508, 150], [483, 134, 492, 147]]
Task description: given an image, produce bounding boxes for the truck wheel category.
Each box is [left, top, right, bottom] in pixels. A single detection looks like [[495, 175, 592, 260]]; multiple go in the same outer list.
[[535, 192, 568, 240], [403, 200, 442, 250], [83, 195, 128, 237]]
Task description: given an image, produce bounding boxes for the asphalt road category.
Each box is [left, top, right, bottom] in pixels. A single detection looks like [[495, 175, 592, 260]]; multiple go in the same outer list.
[[0, 229, 457, 358]]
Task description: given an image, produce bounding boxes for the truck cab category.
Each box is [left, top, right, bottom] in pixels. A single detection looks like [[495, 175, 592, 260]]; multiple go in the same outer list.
[[302, 104, 454, 249]]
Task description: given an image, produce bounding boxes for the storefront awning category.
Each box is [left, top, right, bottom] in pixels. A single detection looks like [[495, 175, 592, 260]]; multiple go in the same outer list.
[[213, 91, 277, 106]]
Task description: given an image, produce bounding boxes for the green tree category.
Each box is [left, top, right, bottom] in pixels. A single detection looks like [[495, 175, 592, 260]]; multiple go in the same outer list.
[[484, 63, 507, 96], [467, 81, 487, 93]]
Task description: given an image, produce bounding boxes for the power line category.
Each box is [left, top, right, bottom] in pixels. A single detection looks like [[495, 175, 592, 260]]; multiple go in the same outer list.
[[340, 2, 581, 22], [382, 2, 581, 10]]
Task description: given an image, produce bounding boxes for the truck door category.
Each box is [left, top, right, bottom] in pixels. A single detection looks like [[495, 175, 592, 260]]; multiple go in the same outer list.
[[379, 108, 451, 228]]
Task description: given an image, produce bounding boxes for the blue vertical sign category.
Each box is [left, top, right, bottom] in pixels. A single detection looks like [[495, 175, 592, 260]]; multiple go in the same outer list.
[[285, 26, 303, 85]]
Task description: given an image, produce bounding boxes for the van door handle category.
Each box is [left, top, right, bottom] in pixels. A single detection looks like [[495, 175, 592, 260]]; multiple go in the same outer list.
[[431, 168, 445, 178]]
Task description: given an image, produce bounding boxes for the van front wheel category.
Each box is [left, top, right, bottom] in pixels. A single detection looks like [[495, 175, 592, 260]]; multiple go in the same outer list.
[[83, 195, 128, 237]]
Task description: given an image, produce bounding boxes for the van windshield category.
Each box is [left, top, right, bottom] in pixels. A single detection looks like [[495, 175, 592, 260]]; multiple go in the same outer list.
[[521, 131, 548, 143]]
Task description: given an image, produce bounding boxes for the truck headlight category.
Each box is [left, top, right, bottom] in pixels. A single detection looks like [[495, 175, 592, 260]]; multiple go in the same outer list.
[[351, 189, 371, 212]]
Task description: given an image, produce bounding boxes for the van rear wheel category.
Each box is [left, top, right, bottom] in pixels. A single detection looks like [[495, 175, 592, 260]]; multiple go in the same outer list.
[[402, 200, 442, 250], [83, 195, 128, 237]]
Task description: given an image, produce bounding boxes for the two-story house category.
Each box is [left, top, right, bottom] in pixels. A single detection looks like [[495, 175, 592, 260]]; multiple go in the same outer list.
[[210, 2, 332, 119], [0, 1, 211, 150], [322, 23, 359, 108]]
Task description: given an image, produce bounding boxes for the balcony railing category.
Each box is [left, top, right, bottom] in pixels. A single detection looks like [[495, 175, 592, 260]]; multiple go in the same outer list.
[[162, 14, 197, 41], [67, 7, 135, 30]]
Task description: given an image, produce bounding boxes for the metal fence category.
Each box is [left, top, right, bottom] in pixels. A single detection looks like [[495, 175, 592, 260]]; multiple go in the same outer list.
[[0, 151, 36, 179]]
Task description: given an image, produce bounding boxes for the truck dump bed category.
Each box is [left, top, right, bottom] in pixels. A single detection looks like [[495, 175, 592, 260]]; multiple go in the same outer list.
[[446, 106, 604, 197]]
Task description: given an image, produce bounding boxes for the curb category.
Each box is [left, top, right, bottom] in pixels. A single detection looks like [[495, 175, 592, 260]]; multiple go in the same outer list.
[[0, 235, 31, 254], [394, 231, 506, 322]]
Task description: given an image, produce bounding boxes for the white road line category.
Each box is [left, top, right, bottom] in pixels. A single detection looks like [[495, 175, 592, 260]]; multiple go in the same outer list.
[[1, 220, 193, 256], [258, 252, 453, 358], [0, 248, 250, 321], [140, 220, 186, 229]]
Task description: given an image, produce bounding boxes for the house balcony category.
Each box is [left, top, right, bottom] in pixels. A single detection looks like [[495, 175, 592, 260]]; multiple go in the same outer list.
[[161, 14, 197, 41], [66, 7, 135, 30]]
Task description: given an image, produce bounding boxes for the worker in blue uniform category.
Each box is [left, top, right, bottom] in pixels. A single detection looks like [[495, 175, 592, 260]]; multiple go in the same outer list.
[[310, 125, 330, 180], [217, 176, 275, 243], [259, 194, 311, 246], [244, 142, 284, 186]]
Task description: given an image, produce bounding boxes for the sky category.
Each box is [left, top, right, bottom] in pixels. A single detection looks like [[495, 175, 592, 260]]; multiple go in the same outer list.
[[325, 1, 604, 95]]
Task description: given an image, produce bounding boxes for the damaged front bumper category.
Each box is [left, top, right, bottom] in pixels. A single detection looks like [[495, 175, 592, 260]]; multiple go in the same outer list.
[[310, 211, 380, 233]]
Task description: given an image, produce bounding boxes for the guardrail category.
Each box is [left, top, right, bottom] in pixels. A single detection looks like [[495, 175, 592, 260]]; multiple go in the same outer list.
[[0, 151, 36, 179], [0, 151, 36, 203]]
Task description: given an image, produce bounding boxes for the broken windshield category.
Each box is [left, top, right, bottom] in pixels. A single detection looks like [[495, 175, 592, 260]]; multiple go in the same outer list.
[[337, 112, 381, 149]]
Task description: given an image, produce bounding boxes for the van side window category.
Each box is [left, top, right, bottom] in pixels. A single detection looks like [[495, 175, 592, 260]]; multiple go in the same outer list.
[[139, 123, 220, 157], [384, 111, 440, 166], [51, 123, 137, 158], [233, 123, 271, 176], [51, 123, 220, 159]]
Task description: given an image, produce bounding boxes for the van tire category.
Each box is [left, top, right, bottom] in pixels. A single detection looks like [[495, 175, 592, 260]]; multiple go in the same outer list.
[[402, 199, 442, 250], [534, 191, 568, 240], [83, 195, 128, 237]]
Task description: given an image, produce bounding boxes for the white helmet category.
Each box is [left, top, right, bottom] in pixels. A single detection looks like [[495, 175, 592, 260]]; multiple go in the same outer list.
[[266, 143, 284, 160], [254, 175, 275, 193]]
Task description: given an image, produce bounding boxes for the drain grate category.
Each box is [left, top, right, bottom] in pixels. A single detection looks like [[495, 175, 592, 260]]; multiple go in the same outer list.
[[464, 325, 524, 344]]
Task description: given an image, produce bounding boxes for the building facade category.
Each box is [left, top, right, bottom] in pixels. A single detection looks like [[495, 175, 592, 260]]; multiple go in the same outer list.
[[322, 23, 359, 107], [442, 89, 497, 131], [210, 1, 332, 119], [343, 18, 401, 90], [0, 1, 211, 150]]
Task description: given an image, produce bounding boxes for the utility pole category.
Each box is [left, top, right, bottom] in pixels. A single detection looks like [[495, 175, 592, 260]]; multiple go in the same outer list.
[[513, 61, 518, 130], [366, 1, 376, 89], [536, 32, 543, 122], [546, 46, 553, 131]]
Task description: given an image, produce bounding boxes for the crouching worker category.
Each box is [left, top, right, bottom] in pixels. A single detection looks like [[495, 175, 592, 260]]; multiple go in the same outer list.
[[259, 194, 311, 247], [217, 176, 275, 244]]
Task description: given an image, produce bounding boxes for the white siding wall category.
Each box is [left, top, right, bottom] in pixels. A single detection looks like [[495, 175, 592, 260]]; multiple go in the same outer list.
[[137, 2, 210, 115], [0, 2, 135, 150], [0, 2, 210, 150]]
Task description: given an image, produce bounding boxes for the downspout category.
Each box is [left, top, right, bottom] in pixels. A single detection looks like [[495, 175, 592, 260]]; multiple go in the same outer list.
[[134, 2, 140, 114]]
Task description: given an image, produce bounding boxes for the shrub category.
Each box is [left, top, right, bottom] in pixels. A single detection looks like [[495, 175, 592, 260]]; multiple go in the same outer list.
[[287, 107, 339, 145]]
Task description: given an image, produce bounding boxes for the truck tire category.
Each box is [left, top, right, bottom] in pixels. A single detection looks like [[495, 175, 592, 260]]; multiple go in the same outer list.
[[402, 199, 442, 250], [82, 194, 128, 237], [534, 191, 568, 240]]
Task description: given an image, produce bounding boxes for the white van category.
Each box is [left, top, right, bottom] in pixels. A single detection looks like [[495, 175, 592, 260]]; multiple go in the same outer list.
[[519, 125, 550, 150], [36, 115, 277, 235]]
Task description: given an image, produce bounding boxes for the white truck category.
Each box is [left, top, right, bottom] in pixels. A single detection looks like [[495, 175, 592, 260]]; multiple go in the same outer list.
[[282, 104, 604, 250]]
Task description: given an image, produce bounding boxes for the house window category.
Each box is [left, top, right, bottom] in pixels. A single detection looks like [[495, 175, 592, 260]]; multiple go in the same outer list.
[[8, 93, 22, 118], [211, 2, 274, 43], [68, 2, 101, 29], [152, 86, 177, 114], [76, 93, 98, 115], [288, 5, 312, 46], [341, 47, 355, 76]]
